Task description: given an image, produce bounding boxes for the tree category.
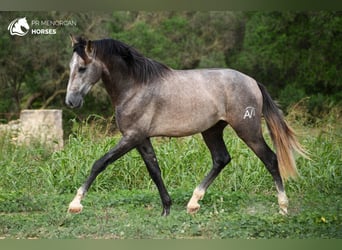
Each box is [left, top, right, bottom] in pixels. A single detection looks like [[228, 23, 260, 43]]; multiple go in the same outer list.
[[111, 11, 243, 69], [227, 11, 342, 111]]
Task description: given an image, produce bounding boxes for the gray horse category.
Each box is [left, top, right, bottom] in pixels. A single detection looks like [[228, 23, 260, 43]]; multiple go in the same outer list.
[[66, 35, 307, 216]]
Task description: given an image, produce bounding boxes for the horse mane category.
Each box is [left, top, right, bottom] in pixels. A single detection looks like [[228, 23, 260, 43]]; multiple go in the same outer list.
[[74, 37, 171, 83]]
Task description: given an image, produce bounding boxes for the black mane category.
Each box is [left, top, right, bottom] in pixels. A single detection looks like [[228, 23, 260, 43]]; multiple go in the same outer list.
[[74, 37, 171, 83]]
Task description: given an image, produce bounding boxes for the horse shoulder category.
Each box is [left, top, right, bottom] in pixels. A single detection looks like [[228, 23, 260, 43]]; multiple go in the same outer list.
[[114, 84, 158, 135]]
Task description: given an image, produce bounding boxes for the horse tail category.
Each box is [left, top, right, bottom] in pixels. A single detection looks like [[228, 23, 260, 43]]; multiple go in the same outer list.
[[257, 82, 308, 181]]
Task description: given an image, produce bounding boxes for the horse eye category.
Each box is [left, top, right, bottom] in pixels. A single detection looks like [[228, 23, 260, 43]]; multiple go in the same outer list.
[[78, 67, 87, 73]]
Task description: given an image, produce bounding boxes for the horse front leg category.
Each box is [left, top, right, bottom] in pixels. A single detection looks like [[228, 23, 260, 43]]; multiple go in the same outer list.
[[137, 138, 172, 216], [68, 135, 139, 213]]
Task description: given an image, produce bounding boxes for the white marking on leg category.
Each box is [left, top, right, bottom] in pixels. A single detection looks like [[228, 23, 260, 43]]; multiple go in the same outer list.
[[187, 187, 205, 214], [277, 191, 288, 215], [68, 187, 85, 214]]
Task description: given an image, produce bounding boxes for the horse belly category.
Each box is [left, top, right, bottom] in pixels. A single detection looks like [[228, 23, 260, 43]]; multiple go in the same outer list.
[[151, 113, 218, 137]]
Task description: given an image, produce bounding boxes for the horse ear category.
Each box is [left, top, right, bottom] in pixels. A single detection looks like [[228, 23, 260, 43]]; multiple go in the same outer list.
[[69, 34, 77, 46]]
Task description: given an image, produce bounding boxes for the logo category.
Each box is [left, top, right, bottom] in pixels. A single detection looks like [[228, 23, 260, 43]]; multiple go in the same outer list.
[[8, 17, 77, 37], [8, 17, 30, 36], [243, 106, 256, 119]]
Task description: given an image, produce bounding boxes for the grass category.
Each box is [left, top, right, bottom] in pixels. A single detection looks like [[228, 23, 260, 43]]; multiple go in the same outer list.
[[0, 110, 341, 239], [0, 190, 340, 239]]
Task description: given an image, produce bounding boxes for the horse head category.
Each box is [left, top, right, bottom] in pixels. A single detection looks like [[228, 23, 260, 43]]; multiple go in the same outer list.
[[65, 35, 103, 108]]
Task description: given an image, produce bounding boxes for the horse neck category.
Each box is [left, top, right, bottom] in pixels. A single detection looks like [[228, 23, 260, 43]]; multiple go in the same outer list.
[[100, 57, 136, 107]]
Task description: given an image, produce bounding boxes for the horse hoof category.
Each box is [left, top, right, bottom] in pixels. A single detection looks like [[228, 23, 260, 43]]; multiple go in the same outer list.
[[187, 204, 200, 214], [68, 202, 83, 214]]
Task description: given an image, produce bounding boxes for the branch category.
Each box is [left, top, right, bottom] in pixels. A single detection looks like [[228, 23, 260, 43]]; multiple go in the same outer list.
[[41, 89, 66, 109], [24, 92, 43, 109]]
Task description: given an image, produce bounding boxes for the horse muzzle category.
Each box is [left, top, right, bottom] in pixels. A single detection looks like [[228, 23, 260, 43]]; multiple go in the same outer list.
[[65, 92, 84, 109]]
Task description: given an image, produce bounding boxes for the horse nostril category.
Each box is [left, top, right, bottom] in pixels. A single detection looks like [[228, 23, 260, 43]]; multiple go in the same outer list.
[[66, 99, 71, 107], [66, 94, 83, 109], [66, 99, 75, 108]]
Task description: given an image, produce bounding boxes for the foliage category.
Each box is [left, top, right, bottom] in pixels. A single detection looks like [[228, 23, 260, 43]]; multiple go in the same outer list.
[[227, 11, 342, 115], [111, 11, 241, 69]]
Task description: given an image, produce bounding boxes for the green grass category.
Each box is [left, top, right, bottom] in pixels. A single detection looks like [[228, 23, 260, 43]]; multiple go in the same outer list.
[[0, 112, 341, 239], [0, 190, 340, 239]]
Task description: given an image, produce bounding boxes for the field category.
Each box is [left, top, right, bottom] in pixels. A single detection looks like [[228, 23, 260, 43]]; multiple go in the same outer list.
[[0, 109, 341, 239]]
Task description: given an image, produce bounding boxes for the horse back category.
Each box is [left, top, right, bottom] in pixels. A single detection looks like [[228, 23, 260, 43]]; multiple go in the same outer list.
[[143, 68, 263, 137]]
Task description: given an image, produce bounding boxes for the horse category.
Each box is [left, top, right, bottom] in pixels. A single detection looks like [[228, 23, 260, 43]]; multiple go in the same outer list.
[[8, 17, 30, 36], [65, 35, 307, 216]]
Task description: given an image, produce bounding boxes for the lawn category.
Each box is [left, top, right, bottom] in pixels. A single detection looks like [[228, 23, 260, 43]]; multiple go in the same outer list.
[[0, 189, 340, 239]]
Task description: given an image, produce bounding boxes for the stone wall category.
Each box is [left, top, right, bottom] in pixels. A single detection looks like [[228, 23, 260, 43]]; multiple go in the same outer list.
[[0, 109, 63, 151]]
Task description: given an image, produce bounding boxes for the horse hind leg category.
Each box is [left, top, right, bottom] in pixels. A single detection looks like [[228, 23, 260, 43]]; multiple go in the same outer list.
[[187, 121, 231, 214], [232, 121, 288, 215]]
